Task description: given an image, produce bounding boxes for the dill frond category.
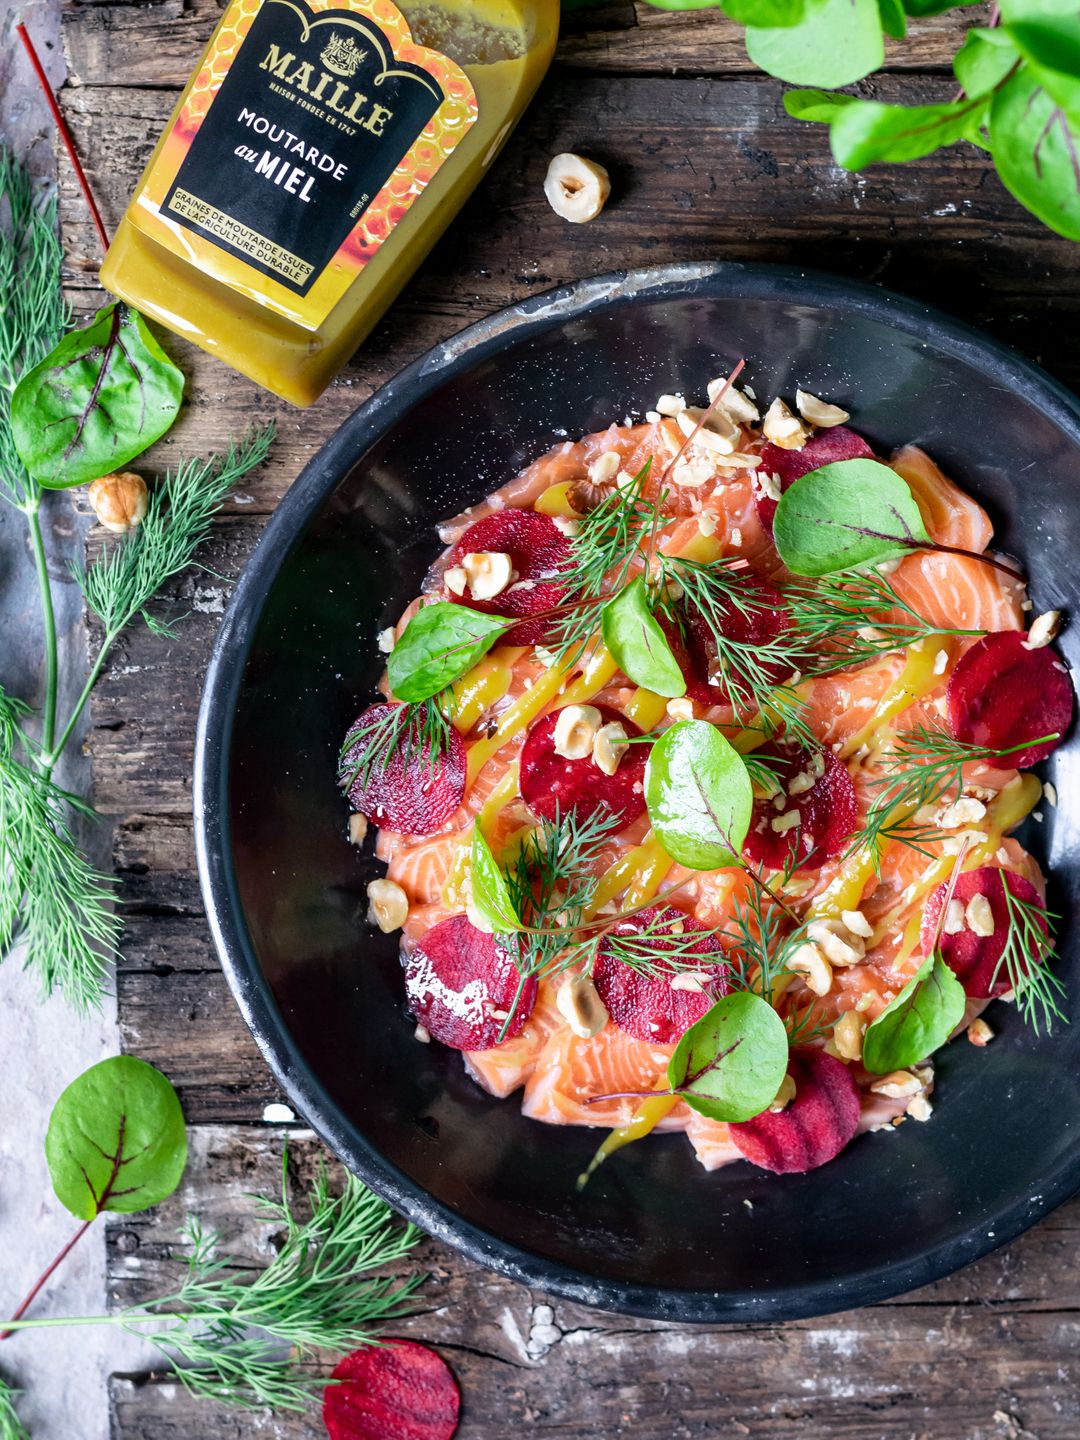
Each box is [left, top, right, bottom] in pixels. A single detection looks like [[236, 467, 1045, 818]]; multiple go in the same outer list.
[[78, 426, 275, 636], [125, 1160, 422, 1413], [340, 695, 454, 793], [0, 687, 117, 1009], [0, 147, 67, 508], [994, 885, 1067, 1037], [0, 1376, 28, 1440]]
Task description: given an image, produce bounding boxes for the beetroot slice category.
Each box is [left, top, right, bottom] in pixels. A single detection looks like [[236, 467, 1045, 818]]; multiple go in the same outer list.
[[519, 703, 648, 829], [592, 905, 729, 1044], [742, 743, 858, 873], [755, 426, 876, 532], [946, 631, 1074, 768], [343, 703, 466, 836], [922, 867, 1047, 999], [728, 1048, 861, 1174], [665, 574, 794, 709], [447, 509, 572, 646], [403, 913, 535, 1051], [323, 1340, 460, 1440]]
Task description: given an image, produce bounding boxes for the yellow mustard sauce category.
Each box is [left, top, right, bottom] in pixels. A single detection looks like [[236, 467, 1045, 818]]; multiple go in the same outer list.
[[100, 0, 559, 406]]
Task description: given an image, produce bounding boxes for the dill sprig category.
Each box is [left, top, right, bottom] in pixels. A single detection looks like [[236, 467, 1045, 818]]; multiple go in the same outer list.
[[340, 695, 454, 793], [995, 884, 1066, 1036], [0, 1377, 28, 1440], [852, 725, 1057, 870], [78, 427, 275, 636], [548, 461, 660, 662], [0, 147, 67, 508], [503, 807, 625, 983], [595, 909, 727, 980], [0, 686, 118, 1009]]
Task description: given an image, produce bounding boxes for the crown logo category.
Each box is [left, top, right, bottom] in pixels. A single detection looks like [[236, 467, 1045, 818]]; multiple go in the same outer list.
[[320, 33, 366, 77]]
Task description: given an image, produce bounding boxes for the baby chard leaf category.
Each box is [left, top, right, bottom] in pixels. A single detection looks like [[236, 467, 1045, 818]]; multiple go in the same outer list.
[[829, 96, 991, 169], [862, 951, 966, 1074], [784, 89, 859, 122], [990, 68, 1080, 243], [773, 458, 930, 576], [746, 0, 884, 89], [668, 991, 790, 1122], [11, 303, 184, 488], [953, 27, 1021, 98], [645, 719, 753, 869], [388, 602, 509, 703], [45, 1056, 187, 1220], [468, 827, 522, 934], [601, 576, 686, 699]]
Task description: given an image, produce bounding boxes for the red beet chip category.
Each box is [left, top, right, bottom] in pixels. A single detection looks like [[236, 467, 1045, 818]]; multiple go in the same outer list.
[[742, 743, 858, 873], [519, 703, 648, 829], [343, 704, 466, 837], [946, 631, 1074, 768], [665, 575, 794, 709], [592, 905, 730, 1044], [728, 1048, 861, 1174], [403, 913, 536, 1051], [323, 1340, 460, 1440], [755, 426, 876, 531], [922, 866, 1047, 999], [447, 509, 571, 646]]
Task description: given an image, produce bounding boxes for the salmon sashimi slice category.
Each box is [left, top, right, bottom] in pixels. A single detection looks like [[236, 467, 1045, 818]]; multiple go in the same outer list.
[[464, 979, 563, 1099], [891, 445, 993, 552], [889, 551, 1024, 634], [522, 1020, 689, 1131]]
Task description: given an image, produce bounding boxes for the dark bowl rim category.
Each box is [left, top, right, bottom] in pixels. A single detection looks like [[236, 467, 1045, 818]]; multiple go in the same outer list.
[[194, 259, 1080, 1323]]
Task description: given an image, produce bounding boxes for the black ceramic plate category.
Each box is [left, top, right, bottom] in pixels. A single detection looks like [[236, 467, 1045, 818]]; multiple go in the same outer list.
[[195, 262, 1080, 1322]]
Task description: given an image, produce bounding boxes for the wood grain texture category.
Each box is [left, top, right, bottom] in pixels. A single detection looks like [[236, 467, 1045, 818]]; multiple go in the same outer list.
[[105, 1130, 1080, 1439], [55, 0, 1080, 1434]]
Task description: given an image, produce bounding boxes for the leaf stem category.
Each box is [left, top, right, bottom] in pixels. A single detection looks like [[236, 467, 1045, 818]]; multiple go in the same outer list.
[[16, 23, 110, 258], [0, 1219, 95, 1341], [43, 629, 118, 777], [23, 495, 58, 756]]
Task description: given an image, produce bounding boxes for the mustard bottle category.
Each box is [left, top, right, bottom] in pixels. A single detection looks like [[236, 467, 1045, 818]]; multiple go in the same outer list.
[[99, 0, 559, 407]]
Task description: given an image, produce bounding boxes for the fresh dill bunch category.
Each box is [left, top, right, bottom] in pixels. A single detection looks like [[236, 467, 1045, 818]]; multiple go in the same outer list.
[[0, 1376, 28, 1440], [720, 885, 804, 1004], [851, 725, 1056, 870], [0, 147, 67, 508], [655, 557, 819, 748], [339, 694, 454, 793], [0, 685, 118, 1009], [786, 572, 983, 673], [548, 461, 660, 663], [119, 1159, 423, 1413], [995, 885, 1067, 1036], [77, 426, 275, 637]]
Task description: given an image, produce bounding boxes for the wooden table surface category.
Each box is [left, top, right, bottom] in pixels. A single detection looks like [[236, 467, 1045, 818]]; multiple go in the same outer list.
[[53, 2, 1080, 1435]]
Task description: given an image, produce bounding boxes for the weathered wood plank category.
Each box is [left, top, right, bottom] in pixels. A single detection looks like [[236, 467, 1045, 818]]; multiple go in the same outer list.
[[105, 1128, 1080, 1440], [62, 0, 974, 89]]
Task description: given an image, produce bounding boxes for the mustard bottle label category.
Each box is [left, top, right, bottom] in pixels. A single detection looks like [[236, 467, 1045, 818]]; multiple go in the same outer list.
[[132, 0, 478, 329]]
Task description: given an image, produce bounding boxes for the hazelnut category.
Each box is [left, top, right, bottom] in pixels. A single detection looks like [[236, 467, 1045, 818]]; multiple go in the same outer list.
[[788, 941, 833, 996], [1024, 610, 1061, 649], [832, 1010, 865, 1062], [553, 704, 602, 761], [769, 1073, 797, 1112], [555, 974, 609, 1038], [366, 878, 408, 933], [794, 389, 850, 428], [762, 397, 809, 451], [461, 551, 513, 601], [544, 152, 611, 223], [592, 720, 629, 777], [87, 471, 148, 534]]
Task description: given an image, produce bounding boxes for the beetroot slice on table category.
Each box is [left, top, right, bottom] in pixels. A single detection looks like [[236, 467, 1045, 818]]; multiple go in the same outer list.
[[728, 1048, 861, 1174], [946, 631, 1074, 768], [665, 574, 794, 708], [755, 426, 877, 532], [343, 703, 466, 836], [323, 1340, 460, 1440], [403, 913, 536, 1051], [592, 905, 730, 1044], [519, 703, 649, 828], [921, 866, 1047, 999], [447, 509, 572, 646], [742, 743, 858, 873]]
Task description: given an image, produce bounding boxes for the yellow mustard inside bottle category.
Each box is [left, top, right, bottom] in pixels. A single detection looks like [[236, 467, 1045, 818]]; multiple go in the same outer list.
[[99, 0, 558, 406]]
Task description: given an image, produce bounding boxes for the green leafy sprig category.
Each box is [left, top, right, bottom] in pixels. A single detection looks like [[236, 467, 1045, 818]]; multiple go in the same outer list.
[[995, 881, 1066, 1035], [340, 696, 455, 795], [0, 1378, 28, 1440], [646, 0, 1080, 242], [862, 950, 967, 1073]]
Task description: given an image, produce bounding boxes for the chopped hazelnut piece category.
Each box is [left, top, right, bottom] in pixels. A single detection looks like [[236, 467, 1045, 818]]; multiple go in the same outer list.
[[666, 697, 694, 721], [553, 704, 602, 760], [544, 152, 611, 223], [367, 878, 408, 933], [670, 970, 710, 994], [841, 908, 874, 939], [832, 1010, 865, 1062], [762, 397, 809, 450], [708, 375, 760, 424], [588, 450, 622, 485], [462, 550, 513, 601], [592, 720, 629, 776], [788, 942, 833, 996], [967, 1018, 994, 1046], [555, 974, 609, 1038], [939, 796, 987, 829], [869, 1070, 922, 1099], [348, 813, 368, 846], [377, 626, 396, 654], [906, 1094, 933, 1122], [794, 389, 850, 427], [1024, 610, 1061, 649], [942, 898, 966, 935], [965, 892, 995, 937], [807, 918, 865, 968], [444, 565, 467, 596]]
